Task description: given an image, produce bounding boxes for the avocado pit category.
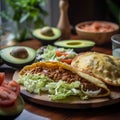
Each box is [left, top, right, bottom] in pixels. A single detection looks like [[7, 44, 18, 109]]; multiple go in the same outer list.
[[10, 47, 28, 59], [40, 26, 54, 37], [67, 42, 81, 46]]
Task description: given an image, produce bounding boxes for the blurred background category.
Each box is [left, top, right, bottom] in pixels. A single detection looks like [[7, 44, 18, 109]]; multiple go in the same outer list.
[[0, 0, 120, 26], [0, 0, 120, 43], [68, 0, 120, 33]]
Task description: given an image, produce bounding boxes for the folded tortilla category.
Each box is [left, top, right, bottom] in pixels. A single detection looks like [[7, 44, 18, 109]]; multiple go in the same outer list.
[[71, 52, 120, 86], [19, 61, 110, 98]]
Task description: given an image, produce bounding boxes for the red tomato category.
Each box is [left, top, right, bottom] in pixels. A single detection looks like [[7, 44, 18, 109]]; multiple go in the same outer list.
[[0, 86, 17, 107], [8, 80, 20, 96], [60, 59, 72, 64], [0, 72, 5, 85], [56, 51, 68, 57], [2, 80, 20, 96]]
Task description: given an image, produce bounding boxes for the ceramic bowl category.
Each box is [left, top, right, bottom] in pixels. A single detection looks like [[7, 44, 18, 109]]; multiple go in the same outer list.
[[75, 21, 119, 45]]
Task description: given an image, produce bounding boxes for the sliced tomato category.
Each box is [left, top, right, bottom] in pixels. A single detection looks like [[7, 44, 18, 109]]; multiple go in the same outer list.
[[2, 80, 20, 97], [60, 59, 72, 64], [0, 86, 17, 107], [56, 51, 68, 57], [0, 72, 5, 85], [8, 80, 20, 96]]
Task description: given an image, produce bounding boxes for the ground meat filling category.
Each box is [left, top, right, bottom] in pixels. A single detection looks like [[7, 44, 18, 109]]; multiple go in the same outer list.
[[25, 66, 106, 94]]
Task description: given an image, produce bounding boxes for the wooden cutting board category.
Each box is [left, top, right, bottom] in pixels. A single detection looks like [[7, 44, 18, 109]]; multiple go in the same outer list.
[[13, 71, 120, 109]]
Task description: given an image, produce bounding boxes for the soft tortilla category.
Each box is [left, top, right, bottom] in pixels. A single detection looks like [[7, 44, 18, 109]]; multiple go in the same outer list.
[[71, 52, 120, 86]]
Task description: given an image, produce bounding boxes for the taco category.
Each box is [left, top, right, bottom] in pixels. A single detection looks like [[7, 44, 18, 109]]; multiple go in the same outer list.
[[19, 61, 110, 99], [71, 52, 120, 86]]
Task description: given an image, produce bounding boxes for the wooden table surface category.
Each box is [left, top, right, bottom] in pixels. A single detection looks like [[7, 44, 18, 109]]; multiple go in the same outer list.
[[1, 35, 120, 120]]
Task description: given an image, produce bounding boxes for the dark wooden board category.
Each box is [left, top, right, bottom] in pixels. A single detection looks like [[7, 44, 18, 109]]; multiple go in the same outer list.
[[13, 71, 120, 109]]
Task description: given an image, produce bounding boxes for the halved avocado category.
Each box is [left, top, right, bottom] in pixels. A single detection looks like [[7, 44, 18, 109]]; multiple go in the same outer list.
[[54, 40, 95, 53], [0, 96, 24, 120], [1, 46, 36, 68], [32, 26, 61, 45]]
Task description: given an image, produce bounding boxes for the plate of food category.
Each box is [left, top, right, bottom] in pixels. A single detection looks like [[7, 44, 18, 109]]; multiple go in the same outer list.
[[0, 72, 24, 119], [13, 52, 120, 109]]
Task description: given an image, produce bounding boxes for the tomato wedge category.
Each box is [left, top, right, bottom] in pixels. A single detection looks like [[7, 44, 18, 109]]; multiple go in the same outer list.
[[0, 86, 17, 107], [0, 72, 5, 85], [2, 80, 20, 97], [0, 73, 20, 107], [60, 59, 72, 64], [56, 51, 68, 57], [8, 80, 20, 96]]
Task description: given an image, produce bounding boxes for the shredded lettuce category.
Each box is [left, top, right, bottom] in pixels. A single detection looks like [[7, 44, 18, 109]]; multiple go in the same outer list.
[[18, 74, 52, 94], [18, 73, 88, 100], [46, 80, 88, 100]]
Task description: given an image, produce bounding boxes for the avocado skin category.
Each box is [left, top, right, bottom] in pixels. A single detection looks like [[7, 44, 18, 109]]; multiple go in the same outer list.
[[33, 35, 61, 45], [1, 46, 36, 68], [0, 54, 4, 66], [0, 58, 4, 66], [0, 96, 24, 119], [73, 46, 94, 53], [2, 58, 35, 68]]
